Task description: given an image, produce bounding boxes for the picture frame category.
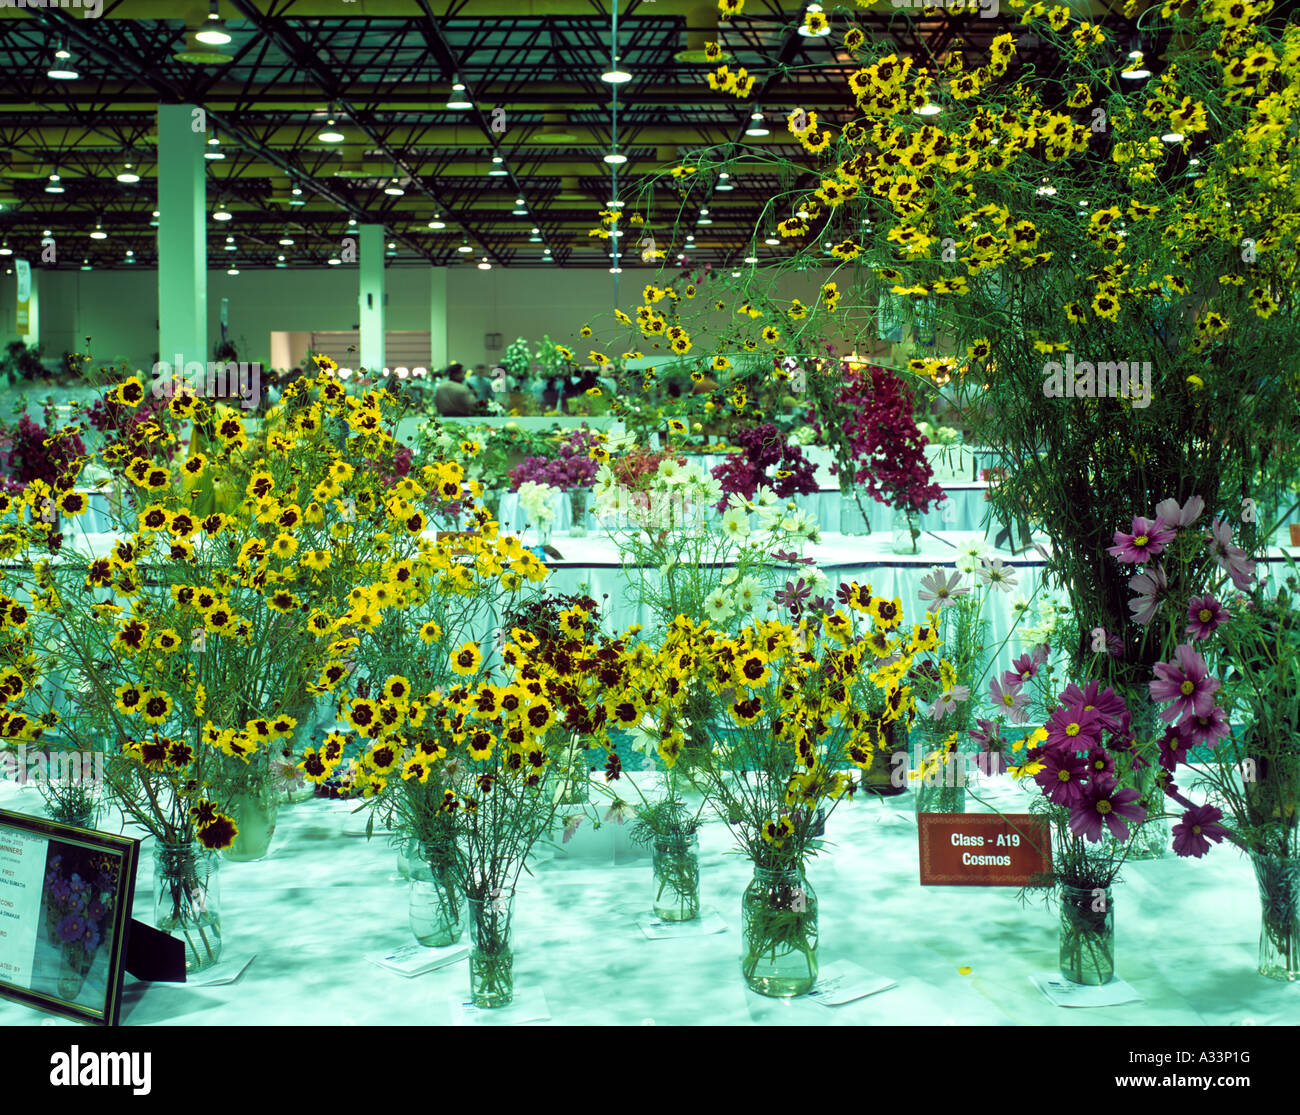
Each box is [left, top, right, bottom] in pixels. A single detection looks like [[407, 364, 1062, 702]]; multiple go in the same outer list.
[[0, 809, 140, 1026]]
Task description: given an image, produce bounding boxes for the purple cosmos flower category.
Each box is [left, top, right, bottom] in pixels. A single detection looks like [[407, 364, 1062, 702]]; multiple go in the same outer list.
[[918, 567, 970, 610], [1177, 705, 1231, 749], [1008, 652, 1039, 685], [1044, 703, 1104, 749], [989, 675, 1030, 724], [1154, 494, 1205, 531], [1058, 681, 1129, 732], [1149, 643, 1221, 724], [774, 578, 811, 617], [1068, 775, 1147, 842], [1157, 724, 1188, 772], [1034, 745, 1091, 806], [1171, 804, 1227, 858], [969, 719, 1005, 775], [1107, 515, 1176, 564], [1083, 747, 1115, 779], [1205, 517, 1256, 592], [1127, 562, 1169, 626], [1032, 643, 1050, 666], [928, 684, 970, 720], [1185, 595, 1227, 641]]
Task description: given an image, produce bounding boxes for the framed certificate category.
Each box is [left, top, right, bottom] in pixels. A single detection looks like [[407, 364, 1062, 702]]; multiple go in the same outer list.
[[0, 809, 140, 1026]]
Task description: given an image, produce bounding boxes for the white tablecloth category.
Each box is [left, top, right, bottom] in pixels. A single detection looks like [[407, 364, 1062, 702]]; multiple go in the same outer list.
[[0, 774, 1292, 1026]]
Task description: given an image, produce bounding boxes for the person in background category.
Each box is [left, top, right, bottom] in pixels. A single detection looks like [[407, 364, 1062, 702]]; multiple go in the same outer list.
[[467, 364, 496, 402], [435, 362, 479, 416]]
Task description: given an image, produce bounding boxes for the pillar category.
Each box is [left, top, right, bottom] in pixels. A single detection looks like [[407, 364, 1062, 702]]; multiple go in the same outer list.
[[359, 223, 385, 372], [429, 265, 448, 370], [157, 104, 207, 377]]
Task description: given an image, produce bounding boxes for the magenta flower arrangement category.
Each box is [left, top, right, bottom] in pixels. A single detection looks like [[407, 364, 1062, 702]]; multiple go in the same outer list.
[[709, 423, 819, 512], [508, 427, 601, 492], [813, 363, 944, 516]]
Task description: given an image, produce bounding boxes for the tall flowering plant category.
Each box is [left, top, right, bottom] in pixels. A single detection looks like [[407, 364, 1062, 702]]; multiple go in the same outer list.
[[709, 422, 819, 512], [808, 363, 943, 550], [507, 426, 603, 493]]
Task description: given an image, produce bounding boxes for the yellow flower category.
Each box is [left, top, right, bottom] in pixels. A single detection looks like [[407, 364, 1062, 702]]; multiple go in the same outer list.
[[450, 641, 483, 676]]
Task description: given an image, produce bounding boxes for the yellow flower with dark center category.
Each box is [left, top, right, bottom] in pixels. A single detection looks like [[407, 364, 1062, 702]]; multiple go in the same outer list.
[[711, 355, 731, 372], [114, 683, 144, 714], [139, 689, 173, 725], [450, 641, 483, 676]]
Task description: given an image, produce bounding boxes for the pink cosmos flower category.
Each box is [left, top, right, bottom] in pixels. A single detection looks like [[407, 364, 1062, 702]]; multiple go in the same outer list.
[[1149, 643, 1220, 724], [1107, 515, 1176, 563], [1185, 595, 1227, 641]]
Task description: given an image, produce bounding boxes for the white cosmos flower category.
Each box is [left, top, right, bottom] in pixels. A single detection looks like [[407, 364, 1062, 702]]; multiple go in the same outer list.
[[721, 507, 751, 540], [733, 575, 761, 611], [657, 458, 683, 484], [752, 484, 778, 507], [704, 590, 734, 623]]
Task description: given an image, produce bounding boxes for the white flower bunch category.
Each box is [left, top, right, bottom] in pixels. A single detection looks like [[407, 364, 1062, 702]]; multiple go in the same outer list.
[[516, 480, 559, 524]]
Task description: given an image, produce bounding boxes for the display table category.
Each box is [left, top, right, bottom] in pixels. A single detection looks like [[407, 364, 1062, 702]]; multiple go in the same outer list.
[[0, 774, 1289, 1026]]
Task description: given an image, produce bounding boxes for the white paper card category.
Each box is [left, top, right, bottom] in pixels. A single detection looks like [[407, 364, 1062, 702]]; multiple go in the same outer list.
[[188, 954, 256, 987], [367, 943, 468, 978], [804, 960, 898, 1006], [1032, 974, 1144, 1007], [635, 910, 727, 940], [451, 987, 550, 1025]]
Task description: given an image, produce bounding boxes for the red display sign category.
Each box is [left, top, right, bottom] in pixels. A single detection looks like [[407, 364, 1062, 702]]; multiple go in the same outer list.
[[918, 813, 1051, 886]]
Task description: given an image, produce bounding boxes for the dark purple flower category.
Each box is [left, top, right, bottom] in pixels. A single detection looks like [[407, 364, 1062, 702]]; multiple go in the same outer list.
[[1083, 747, 1115, 779], [1008, 653, 1039, 685], [1033, 745, 1090, 806], [1044, 703, 1104, 750], [57, 913, 87, 944], [1149, 643, 1220, 724], [1058, 681, 1128, 732], [1177, 705, 1231, 749], [774, 578, 811, 617], [1185, 595, 1227, 641], [1068, 776, 1146, 842], [1157, 723, 1189, 772], [1107, 515, 1176, 563], [1171, 804, 1227, 858]]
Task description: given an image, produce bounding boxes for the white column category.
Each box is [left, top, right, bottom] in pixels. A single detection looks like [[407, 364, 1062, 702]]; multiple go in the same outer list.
[[156, 104, 207, 377], [429, 265, 448, 370], [359, 223, 385, 372]]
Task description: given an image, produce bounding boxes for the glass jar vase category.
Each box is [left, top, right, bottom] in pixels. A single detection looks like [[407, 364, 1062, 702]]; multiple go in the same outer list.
[[858, 718, 906, 797], [839, 491, 871, 536], [1251, 853, 1299, 981], [651, 832, 701, 922], [569, 488, 590, 537], [891, 508, 921, 554], [1058, 884, 1114, 986], [408, 846, 463, 948], [153, 842, 223, 974], [222, 785, 280, 862], [467, 887, 516, 1008], [740, 864, 819, 997], [912, 728, 968, 814]]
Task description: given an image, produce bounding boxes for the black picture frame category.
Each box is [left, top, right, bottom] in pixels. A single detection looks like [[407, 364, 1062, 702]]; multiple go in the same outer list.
[[0, 809, 140, 1026]]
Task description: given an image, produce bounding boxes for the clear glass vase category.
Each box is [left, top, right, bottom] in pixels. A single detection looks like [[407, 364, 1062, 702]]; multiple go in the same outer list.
[[551, 737, 590, 805], [839, 491, 871, 535], [1125, 815, 1169, 860], [912, 726, 968, 813], [481, 487, 504, 524], [153, 842, 223, 974], [1250, 853, 1300, 981], [569, 488, 590, 537], [891, 508, 921, 554], [740, 864, 819, 997], [651, 832, 700, 922], [222, 785, 279, 862], [408, 846, 463, 948], [1058, 884, 1115, 986], [467, 887, 516, 1008], [858, 718, 906, 797]]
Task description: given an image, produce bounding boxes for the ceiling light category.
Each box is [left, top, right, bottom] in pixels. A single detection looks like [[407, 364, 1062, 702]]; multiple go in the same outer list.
[[0, 243, 11, 257], [348, 218, 357, 226], [226, 267, 239, 275], [173, 34, 234, 65], [81, 260, 92, 271], [90, 223, 107, 240], [447, 80, 473, 110], [697, 216, 713, 225], [601, 64, 632, 84], [731, 270, 741, 278], [318, 118, 345, 143], [428, 216, 446, 229], [745, 111, 770, 137], [279, 234, 294, 245], [277, 256, 286, 264], [327, 257, 342, 266], [48, 60, 80, 80], [543, 248, 552, 255], [764, 237, 779, 245], [45, 172, 64, 194], [384, 179, 405, 196], [685, 233, 695, 241], [54, 45, 71, 60], [212, 206, 232, 221], [204, 147, 224, 160], [488, 157, 508, 176], [116, 163, 140, 184], [457, 239, 474, 253], [744, 254, 758, 263], [715, 181, 733, 191], [609, 266, 622, 273], [125, 250, 135, 262], [196, 3, 233, 47], [607, 199, 625, 209], [1161, 131, 1185, 144], [529, 234, 542, 242], [477, 258, 491, 270], [603, 151, 628, 165]]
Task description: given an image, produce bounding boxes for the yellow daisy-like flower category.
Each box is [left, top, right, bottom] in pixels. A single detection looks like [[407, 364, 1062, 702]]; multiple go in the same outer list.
[[711, 355, 731, 372], [450, 641, 483, 676], [270, 533, 298, 560]]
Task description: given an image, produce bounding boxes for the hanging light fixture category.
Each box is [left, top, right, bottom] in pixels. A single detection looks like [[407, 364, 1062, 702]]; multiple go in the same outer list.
[[0, 242, 12, 257], [797, 4, 832, 38], [279, 232, 295, 245], [447, 77, 473, 110], [477, 257, 491, 270], [457, 238, 474, 254], [196, 2, 232, 46], [117, 162, 140, 184], [384, 178, 406, 196], [48, 54, 80, 80], [45, 171, 64, 194], [90, 222, 108, 241], [205, 135, 225, 160], [745, 111, 769, 137], [604, 149, 627, 165], [318, 115, 346, 143], [488, 156, 508, 176], [212, 204, 232, 221], [428, 215, 446, 230], [1120, 50, 1151, 80]]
